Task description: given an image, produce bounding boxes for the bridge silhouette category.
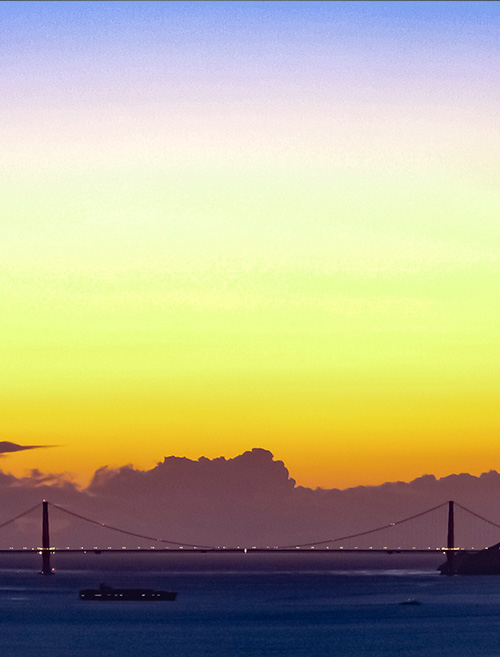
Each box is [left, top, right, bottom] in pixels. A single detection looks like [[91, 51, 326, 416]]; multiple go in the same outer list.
[[2, 499, 500, 575]]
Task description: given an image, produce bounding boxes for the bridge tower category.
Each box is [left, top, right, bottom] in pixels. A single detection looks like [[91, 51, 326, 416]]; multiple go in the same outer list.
[[445, 500, 455, 575], [41, 500, 53, 575]]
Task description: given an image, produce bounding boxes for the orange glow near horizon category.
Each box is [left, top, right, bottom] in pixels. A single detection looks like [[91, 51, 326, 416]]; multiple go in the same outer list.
[[2, 368, 500, 489]]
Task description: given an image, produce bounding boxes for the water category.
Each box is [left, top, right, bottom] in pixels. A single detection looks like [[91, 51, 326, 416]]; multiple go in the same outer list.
[[1, 554, 500, 656]]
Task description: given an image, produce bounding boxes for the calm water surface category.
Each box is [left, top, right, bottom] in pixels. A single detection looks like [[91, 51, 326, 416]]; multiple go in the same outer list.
[[1, 554, 499, 656]]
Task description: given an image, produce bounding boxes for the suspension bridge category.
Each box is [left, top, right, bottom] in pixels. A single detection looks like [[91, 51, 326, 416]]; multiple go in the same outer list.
[[2, 499, 500, 575]]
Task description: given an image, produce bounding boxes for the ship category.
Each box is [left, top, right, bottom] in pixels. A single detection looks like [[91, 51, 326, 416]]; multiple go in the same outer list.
[[79, 583, 177, 601]]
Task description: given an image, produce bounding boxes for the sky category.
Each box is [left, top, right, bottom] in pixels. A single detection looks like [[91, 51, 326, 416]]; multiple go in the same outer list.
[[2, 1, 500, 489]]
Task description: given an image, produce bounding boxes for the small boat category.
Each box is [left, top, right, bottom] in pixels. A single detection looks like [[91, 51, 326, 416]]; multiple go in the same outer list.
[[399, 598, 422, 606], [79, 583, 177, 601]]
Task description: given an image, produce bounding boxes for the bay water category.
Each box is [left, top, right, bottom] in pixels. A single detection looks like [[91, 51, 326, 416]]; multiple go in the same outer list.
[[1, 553, 500, 656]]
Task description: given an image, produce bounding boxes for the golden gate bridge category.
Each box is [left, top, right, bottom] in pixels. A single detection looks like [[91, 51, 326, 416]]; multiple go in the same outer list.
[[2, 499, 500, 576]]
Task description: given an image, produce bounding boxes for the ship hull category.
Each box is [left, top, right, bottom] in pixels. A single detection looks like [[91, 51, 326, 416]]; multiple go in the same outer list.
[[80, 586, 177, 601]]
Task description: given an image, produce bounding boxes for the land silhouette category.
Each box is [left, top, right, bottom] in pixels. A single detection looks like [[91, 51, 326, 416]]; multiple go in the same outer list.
[[1, 448, 500, 549]]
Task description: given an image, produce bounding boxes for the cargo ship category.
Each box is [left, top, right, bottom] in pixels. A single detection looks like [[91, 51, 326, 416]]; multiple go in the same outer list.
[[79, 583, 177, 601]]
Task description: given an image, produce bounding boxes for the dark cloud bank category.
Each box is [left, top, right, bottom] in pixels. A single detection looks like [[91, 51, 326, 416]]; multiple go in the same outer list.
[[0, 441, 51, 455], [1, 449, 500, 549]]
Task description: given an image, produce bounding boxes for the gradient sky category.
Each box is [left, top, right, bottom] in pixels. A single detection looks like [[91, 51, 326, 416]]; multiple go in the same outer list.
[[2, 1, 500, 488]]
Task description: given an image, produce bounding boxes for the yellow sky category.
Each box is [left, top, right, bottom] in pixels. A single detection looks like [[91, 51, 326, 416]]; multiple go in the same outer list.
[[2, 2, 500, 489]]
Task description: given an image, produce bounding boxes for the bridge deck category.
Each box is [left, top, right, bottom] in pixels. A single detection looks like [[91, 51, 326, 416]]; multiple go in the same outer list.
[[0, 547, 466, 554]]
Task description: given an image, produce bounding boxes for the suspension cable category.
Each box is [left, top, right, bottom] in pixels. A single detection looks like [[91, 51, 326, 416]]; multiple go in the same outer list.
[[49, 502, 216, 550], [5, 499, 500, 551], [276, 501, 449, 549], [455, 502, 500, 531], [0, 503, 41, 531], [0, 499, 456, 550]]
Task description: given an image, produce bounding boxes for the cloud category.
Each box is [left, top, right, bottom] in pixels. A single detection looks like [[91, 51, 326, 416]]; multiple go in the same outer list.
[[1, 449, 500, 553], [0, 441, 53, 455]]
